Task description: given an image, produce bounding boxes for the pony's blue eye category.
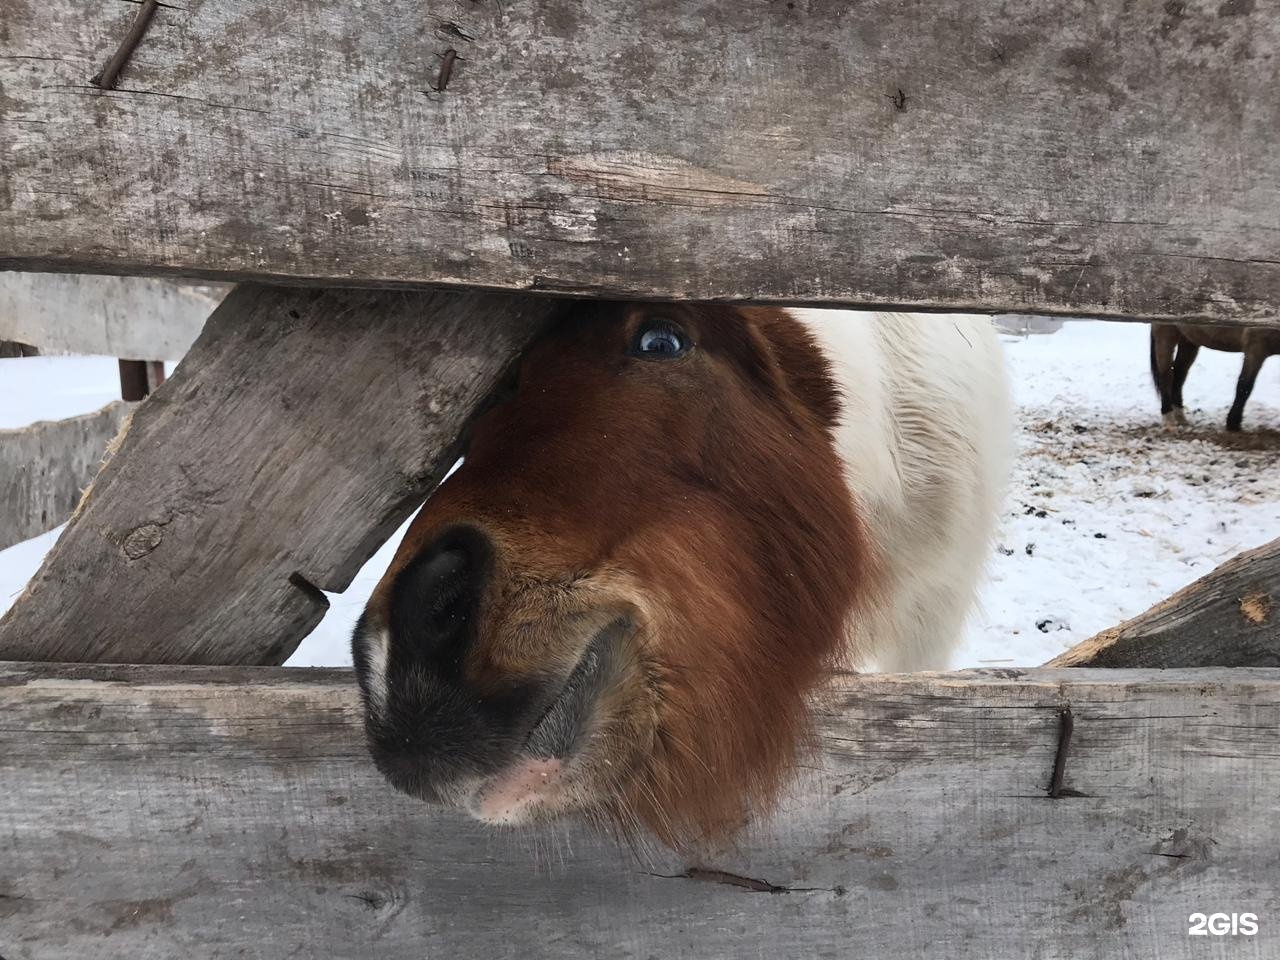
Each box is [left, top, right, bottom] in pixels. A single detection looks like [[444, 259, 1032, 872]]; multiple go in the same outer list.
[[632, 321, 689, 359]]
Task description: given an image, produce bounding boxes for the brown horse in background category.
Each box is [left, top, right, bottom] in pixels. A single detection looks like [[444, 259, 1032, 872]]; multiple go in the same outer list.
[[1150, 323, 1280, 431]]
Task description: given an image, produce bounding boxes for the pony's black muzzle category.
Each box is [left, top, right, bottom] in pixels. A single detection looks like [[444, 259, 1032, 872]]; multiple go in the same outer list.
[[356, 526, 526, 801], [354, 526, 629, 807]]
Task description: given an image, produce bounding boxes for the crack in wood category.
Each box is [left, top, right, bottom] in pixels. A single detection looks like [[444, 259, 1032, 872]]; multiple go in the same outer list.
[[435, 21, 475, 42], [648, 867, 844, 895], [1156, 252, 1280, 266], [84, 86, 273, 115]]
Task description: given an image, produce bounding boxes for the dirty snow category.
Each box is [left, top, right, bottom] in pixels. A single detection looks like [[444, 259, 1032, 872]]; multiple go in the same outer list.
[[2, 321, 1276, 669]]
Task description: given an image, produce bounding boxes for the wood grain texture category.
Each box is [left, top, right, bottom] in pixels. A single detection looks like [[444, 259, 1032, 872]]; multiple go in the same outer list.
[[0, 663, 1277, 959], [1050, 537, 1280, 668], [0, 284, 557, 666], [0, 401, 132, 550], [0, 273, 224, 361], [3, 0, 1280, 322]]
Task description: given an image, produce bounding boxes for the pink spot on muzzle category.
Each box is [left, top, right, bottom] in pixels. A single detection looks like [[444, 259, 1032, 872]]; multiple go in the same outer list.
[[469, 758, 565, 825]]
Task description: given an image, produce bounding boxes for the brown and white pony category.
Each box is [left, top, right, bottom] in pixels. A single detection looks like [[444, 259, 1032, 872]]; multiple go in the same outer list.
[[1150, 323, 1280, 432], [353, 303, 1011, 847]]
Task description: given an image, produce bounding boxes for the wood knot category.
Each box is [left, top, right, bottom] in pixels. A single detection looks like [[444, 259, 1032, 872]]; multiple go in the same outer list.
[[1240, 592, 1271, 626], [122, 523, 164, 560]]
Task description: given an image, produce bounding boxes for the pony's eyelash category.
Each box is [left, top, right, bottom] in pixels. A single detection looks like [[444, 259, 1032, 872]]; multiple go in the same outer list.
[[629, 318, 693, 359]]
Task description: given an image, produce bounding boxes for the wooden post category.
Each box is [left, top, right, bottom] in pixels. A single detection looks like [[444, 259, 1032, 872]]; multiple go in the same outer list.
[[118, 359, 166, 401], [0, 284, 558, 666]]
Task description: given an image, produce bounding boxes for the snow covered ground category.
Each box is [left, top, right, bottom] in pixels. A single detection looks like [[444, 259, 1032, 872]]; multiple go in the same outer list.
[[2, 320, 1276, 668], [955, 321, 1280, 666]]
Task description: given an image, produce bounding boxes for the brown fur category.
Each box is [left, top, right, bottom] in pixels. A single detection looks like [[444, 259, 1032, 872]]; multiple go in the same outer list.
[[369, 302, 870, 846]]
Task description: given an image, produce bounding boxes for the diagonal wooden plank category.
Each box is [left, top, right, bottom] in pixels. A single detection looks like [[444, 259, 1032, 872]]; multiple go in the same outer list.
[[2, 0, 1279, 322], [0, 663, 1276, 958], [1049, 537, 1280, 668], [0, 284, 557, 666]]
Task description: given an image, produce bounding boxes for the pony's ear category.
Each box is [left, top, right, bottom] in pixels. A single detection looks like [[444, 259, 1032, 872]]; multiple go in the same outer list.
[[733, 307, 842, 429]]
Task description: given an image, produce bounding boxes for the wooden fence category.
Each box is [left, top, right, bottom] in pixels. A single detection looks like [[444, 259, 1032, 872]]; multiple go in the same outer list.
[[3, 663, 1278, 959], [0, 273, 220, 362], [2, 0, 1279, 956], [0, 401, 131, 550], [3, 0, 1279, 322], [0, 274, 222, 547]]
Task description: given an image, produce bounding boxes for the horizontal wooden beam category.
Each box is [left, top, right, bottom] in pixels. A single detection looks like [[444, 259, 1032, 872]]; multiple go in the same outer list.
[[0, 401, 131, 550], [0, 273, 223, 361], [1050, 537, 1280, 668], [3, 1, 1279, 322], [0, 284, 556, 666], [1, 663, 1277, 958]]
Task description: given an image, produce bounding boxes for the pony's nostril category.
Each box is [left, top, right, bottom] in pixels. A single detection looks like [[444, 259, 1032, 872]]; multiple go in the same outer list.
[[388, 528, 491, 670]]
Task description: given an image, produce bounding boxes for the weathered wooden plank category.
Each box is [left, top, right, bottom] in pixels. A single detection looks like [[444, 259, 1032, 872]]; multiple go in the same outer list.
[[0, 663, 1276, 959], [0, 284, 556, 666], [0, 401, 132, 550], [3, 1, 1280, 323], [0, 272, 224, 361], [1050, 537, 1280, 668]]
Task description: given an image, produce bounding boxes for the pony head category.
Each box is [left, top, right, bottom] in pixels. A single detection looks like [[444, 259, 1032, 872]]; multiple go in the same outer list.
[[353, 301, 867, 846]]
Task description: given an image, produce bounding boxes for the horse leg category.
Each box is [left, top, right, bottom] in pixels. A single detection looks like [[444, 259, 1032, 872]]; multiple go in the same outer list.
[[1150, 325, 1180, 430], [1226, 346, 1267, 432], [1169, 340, 1199, 426]]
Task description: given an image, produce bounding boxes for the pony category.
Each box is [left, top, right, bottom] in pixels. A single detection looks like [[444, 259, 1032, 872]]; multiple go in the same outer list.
[[1150, 323, 1280, 432], [352, 303, 1011, 847]]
